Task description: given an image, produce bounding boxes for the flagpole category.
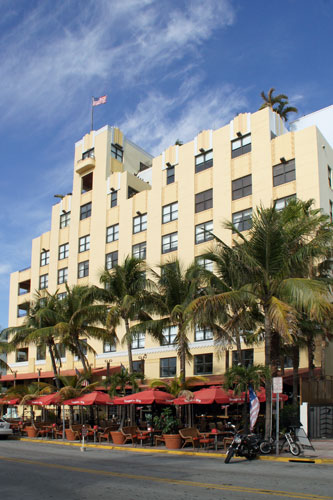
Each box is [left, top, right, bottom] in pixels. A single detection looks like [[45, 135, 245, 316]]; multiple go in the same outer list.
[[91, 97, 94, 132]]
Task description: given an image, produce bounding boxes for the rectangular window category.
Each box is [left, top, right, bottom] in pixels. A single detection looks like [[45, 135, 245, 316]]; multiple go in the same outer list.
[[133, 360, 144, 376], [195, 326, 213, 341], [80, 202, 92, 220], [57, 267, 68, 285], [162, 202, 178, 224], [274, 194, 296, 211], [166, 165, 175, 185], [328, 165, 332, 188], [106, 251, 118, 270], [196, 257, 213, 272], [79, 235, 90, 253], [232, 208, 252, 233], [232, 348, 254, 367], [195, 189, 213, 213], [111, 191, 117, 207], [106, 224, 119, 243], [81, 172, 93, 193], [17, 303, 29, 318], [195, 150, 213, 173], [40, 250, 49, 267], [82, 148, 94, 160], [39, 274, 48, 290], [111, 144, 123, 162], [160, 357, 176, 377], [16, 348, 28, 363], [132, 242, 146, 259], [330, 200, 333, 223], [195, 220, 213, 244], [162, 232, 178, 254], [18, 279, 31, 295], [103, 341, 116, 353], [273, 159, 296, 186], [231, 134, 252, 158], [60, 211, 70, 228], [57, 292, 67, 301], [132, 332, 145, 349], [78, 261, 89, 278], [232, 175, 252, 200], [194, 353, 213, 374], [133, 213, 147, 234], [55, 343, 66, 359], [162, 326, 177, 345], [36, 345, 46, 361], [59, 243, 69, 260]]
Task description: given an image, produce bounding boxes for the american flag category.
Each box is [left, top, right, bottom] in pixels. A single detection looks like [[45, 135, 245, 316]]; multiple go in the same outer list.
[[249, 385, 260, 431], [92, 95, 107, 106]]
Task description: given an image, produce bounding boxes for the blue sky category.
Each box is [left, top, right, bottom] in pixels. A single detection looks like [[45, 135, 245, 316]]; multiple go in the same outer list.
[[0, 0, 332, 328]]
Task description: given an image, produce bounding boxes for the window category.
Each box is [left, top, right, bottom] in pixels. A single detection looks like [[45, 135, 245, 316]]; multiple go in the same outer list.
[[195, 189, 213, 213], [328, 166, 332, 188], [78, 261, 89, 278], [39, 274, 48, 290], [57, 267, 68, 285], [160, 357, 176, 377], [166, 165, 175, 185], [80, 202, 92, 220], [103, 341, 116, 353], [132, 242, 146, 259], [106, 224, 119, 243], [16, 348, 28, 363], [111, 191, 117, 208], [17, 303, 29, 318], [195, 221, 213, 244], [36, 345, 46, 361], [232, 175, 252, 200], [133, 213, 147, 234], [162, 326, 177, 345], [133, 360, 144, 376], [111, 144, 123, 162], [57, 292, 67, 300], [18, 279, 30, 295], [132, 332, 145, 349], [195, 326, 213, 341], [273, 159, 296, 186], [81, 172, 93, 193], [106, 251, 118, 270], [232, 348, 254, 367], [232, 208, 252, 232], [79, 235, 90, 253], [283, 355, 293, 369], [82, 148, 94, 160], [162, 232, 178, 254], [196, 257, 213, 272], [162, 202, 178, 224], [40, 250, 49, 267], [80, 339, 87, 356], [194, 353, 213, 374], [195, 150, 213, 173], [55, 343, 66, 359], [231, 134, 252, 158], [58, 243, 69, 260], [60, 211, 70, 228], [330, 200, 333, 223], [274, 194, 296, 211]]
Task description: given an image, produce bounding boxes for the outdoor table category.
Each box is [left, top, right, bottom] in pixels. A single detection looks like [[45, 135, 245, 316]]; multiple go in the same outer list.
[[201, 431, 233, 451]]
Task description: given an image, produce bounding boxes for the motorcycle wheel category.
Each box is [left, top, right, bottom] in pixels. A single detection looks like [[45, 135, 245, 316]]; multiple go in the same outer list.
[[259, 441, 271, 454], [224, 448, 235, 464], [289, 443, 301, 456]]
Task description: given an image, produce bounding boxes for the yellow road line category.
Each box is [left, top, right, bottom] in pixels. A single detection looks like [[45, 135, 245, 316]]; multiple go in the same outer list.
[[0, 455, 331, 500]]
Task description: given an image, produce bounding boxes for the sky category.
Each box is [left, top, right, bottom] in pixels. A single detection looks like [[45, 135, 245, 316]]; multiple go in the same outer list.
[[0, 0, 332, 328]]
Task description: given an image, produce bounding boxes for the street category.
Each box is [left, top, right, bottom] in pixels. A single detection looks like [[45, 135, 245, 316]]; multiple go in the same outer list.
[[0, 440, 332, 500]]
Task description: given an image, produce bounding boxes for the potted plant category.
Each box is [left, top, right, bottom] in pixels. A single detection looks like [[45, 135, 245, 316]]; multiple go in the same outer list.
[[110, 430, 125, 445], [153, 408, 181, 449]]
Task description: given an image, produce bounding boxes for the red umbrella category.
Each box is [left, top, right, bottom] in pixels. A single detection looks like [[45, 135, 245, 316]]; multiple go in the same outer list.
[[62, 391, 114, 406], [228, 387, 288, 403], [173, 386, 230, 405], [26, 393, 62, 406], [2, 398, 20, 405], [114, 389, 174, 405]]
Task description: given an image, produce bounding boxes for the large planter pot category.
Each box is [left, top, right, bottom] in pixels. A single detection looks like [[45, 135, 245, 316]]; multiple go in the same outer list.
[[26, 427, 37, 438], [111, 431, 125, 445], [65, 429, 77, 441], [163, 433, 182, 450]]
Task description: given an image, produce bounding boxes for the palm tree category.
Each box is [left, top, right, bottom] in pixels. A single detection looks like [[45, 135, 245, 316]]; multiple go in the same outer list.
[[275, 100, 298, 122], [259, 88, 298, 121], [95, 256, 160, 375], [102, 368, 143, 397], [192, 199, 333, 438], [149, 375, 207, 397]]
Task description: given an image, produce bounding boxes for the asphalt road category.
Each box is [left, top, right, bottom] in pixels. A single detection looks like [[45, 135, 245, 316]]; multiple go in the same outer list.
[[0, 440, 332, 500]]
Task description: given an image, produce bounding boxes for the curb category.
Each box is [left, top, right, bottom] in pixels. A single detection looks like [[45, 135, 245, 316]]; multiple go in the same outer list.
[[18, 438, 333, 464]]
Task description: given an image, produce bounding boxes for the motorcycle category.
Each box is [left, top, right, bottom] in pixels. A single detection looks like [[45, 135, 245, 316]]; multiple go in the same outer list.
[[224, 424, 261, 463]]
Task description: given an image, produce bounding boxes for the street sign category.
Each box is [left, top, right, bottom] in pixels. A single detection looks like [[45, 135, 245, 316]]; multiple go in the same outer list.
[[273, 376, 283, 393], [82, 426, 88, 437]]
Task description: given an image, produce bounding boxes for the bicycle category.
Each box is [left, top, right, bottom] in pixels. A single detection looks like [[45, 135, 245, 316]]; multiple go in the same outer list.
[[259, 427, 301, 456]]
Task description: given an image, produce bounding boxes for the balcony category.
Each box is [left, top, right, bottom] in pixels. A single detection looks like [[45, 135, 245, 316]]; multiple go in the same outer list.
[[76, 152, 95, 174]]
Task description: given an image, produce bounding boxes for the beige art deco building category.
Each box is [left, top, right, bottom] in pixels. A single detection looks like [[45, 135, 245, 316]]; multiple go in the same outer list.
[[3, 106, 333, 386]]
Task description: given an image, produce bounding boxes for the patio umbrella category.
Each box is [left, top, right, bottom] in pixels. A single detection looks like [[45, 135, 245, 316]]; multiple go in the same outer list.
[[62, 391, 114, 406], [228, 387, 288, 403], [173, 386, 230, 405], [2, 398, 20, 405], [25, 393, 62, 406], [114, 389, 175, 405]]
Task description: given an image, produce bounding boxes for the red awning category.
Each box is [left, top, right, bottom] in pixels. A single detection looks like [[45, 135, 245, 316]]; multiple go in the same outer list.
[[0, 397, 20, 405], [62, 391, 114, 406], [114, 389, 174, 405], [25, 393, 62, 406], [0, 365, 121, 382]]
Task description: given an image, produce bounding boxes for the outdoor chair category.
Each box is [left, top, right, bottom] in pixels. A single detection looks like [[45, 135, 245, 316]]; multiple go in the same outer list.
[[120, 426, 139, 445], [154, 434, 165, 446], [98, 427, 112, 443], [179, 428, 202, 449]]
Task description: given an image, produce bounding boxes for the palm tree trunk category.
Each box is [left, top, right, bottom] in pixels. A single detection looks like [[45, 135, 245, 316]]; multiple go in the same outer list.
[[179, 328, 186, 385], [292, 345, 300, 407], [264, 304, 272, 440], [74, 338, 89, 373], [125, 319, 133, 374], [307, 338, 315, 379], [49, 344, 61, 390]]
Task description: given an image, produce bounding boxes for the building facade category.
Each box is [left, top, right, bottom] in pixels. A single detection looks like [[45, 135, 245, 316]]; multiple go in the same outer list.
[[4, 106, 333, 385]]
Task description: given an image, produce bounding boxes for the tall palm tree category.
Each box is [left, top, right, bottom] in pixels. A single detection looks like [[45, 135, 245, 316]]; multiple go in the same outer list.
[[275, 100, 298, 122], [149, 375, 207, 397], [259, 88, 298, 121], [102, 368, 143, 397], [192, 200, 333, 438]]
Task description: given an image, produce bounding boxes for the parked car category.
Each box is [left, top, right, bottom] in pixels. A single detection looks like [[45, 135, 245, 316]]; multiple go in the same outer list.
[[0, 418, 13, 439]]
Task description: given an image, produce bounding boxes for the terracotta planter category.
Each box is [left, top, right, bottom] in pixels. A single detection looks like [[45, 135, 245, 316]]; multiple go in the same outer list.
[[163, 433, 182, 449], [65, 429, 77, 441], [26, 427, 37, 438], [111, 431, 125, 445]]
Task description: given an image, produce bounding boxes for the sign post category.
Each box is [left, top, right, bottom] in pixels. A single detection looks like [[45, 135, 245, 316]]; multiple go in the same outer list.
[[81, 425, 87, 452], [273, 377, 283, 455]]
